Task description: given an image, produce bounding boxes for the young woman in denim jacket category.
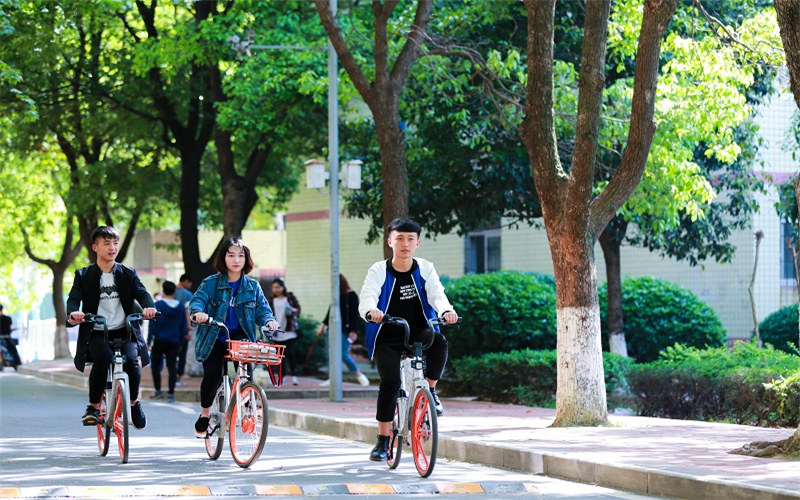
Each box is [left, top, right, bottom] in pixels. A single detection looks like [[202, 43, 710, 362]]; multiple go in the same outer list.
[[188, 236, 279, 437]]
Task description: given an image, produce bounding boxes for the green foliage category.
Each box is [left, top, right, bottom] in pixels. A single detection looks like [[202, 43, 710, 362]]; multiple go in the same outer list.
[[628, 342, 800, 426], [443, 271, 557, 361], [758, 304, 800, 354], [599, 277, 726, 362], [446, 349, 633, 409]]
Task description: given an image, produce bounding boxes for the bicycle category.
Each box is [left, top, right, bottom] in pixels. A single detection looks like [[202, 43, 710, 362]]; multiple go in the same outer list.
[[373, 314, 460, 478], [84, 312, 158, 464], [194, 318, 284, 468]]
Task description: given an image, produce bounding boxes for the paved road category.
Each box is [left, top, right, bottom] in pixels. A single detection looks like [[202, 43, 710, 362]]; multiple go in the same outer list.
[[0, 372, 657, 498]]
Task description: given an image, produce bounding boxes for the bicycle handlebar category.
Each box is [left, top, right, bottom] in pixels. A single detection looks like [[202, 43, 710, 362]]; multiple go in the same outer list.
[[80, 311, 160, 343], [190, 315, 283, 342], [366, 313, 462, 352]]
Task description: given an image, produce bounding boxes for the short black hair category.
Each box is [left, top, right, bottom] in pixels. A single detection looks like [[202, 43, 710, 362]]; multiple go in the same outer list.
[[387, 217, 421, 236], [91, 226, 120, 243], [214, 237, 255, 275], [162, 280, 177, 296], [179, 273, 192, 283]]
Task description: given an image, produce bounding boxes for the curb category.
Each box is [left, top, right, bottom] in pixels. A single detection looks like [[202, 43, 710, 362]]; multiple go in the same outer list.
[[268, 407, 800, 500]]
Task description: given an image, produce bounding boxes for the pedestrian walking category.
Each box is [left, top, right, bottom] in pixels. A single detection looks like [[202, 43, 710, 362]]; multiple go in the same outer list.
[[148, 281, 187, 402]]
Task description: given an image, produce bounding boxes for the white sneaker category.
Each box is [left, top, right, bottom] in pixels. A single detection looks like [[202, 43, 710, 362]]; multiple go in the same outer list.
[[356, 372, 370, 386], [319, 379, 330, 387], [292, 376, 299, 386]]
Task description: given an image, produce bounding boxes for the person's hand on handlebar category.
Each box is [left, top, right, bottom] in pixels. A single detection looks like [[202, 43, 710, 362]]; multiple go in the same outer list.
[[142, 307, 157, 320], [69, 311, 85, 324], [367, 309, 384, 323], [191, 312, 209, 324], [264, 320, 280, 331], [441, 310, 458, 324]]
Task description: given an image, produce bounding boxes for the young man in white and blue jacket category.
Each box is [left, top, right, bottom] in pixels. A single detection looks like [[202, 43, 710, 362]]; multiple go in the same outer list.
[[359, 218, 459, 462]]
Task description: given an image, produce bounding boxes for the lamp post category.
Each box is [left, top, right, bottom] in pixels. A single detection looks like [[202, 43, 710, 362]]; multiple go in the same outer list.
[[230, 0, 344, 401]]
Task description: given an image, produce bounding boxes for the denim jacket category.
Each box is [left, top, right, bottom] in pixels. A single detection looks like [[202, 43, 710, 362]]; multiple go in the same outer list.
[[189, 273, 276, 362]]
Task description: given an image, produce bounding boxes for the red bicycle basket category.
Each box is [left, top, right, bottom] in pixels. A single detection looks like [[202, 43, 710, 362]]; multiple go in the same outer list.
[[226, 340, 285, 365]]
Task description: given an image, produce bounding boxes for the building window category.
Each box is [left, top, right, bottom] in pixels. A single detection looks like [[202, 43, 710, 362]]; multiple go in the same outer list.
[[781, 221, 797, 287], [464, 229, 501, 275]]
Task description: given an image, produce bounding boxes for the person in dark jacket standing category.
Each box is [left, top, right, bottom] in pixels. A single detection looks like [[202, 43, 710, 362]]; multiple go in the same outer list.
[[269, 278, 302, 386], [67, 226, 156, 429], [148, 281, 187, 402]]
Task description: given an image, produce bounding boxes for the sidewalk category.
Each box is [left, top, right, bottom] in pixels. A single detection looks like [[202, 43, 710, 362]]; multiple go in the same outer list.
[[16, 359, 800, 500]]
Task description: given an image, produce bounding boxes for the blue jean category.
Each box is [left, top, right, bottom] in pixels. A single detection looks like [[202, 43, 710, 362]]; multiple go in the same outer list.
[[341, 333, 359, 373]]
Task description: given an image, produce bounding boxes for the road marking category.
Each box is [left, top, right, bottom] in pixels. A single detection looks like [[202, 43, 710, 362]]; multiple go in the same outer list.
[[4, 482, 537, 497]]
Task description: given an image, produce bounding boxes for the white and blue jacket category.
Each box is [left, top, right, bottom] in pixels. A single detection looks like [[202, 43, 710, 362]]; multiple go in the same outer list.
[[358, 258, 454, 359]]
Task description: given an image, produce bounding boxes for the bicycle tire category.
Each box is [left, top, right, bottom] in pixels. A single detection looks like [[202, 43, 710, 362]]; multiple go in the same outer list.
[[97, 392, 110, 456], [227, 381, 268, 468], [411, 387, 438, 477], [387, 400, 403, 469], [113, 380, 130, 464], [205, 386, 225, 460]]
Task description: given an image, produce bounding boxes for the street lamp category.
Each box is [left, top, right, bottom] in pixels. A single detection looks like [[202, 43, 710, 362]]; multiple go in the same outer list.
[[230, 0, 347, 402]]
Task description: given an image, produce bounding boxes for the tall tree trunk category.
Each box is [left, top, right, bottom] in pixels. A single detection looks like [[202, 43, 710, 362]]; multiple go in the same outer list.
[[774, 0, 800, 454], [374, 100, 409, 258], [521, 0, 677, 426], [599, 218, 628, 357]]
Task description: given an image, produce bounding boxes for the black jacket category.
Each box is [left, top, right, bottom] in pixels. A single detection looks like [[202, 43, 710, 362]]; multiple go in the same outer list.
[[66, 263, 154, 372]]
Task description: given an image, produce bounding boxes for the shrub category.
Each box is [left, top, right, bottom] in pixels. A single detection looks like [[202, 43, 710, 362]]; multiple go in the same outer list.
[[444, 271, 557, 361], [599, 276, 726, 362], [295, 315, 326, 375], [445, 349, 634, 409], [758, 304, 800, 354], [627, 341, 800, 426]]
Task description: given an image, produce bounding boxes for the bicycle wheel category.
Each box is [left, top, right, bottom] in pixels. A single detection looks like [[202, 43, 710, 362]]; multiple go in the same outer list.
[[97, 392, 110, 456], [227, 381, 268, 468], [113, 380, 130, 464], [387, 400, 403, 469], [205, 386, 225, 460], [411, 387, 438, 477]]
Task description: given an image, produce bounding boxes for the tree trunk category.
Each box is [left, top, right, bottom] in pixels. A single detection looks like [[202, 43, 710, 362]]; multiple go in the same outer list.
[[52, 266, 70, 358], [374, 99, 409, 258], [521, 0, 677, 426], [599, 218, 628, 357], [773, 0, 800, 455]]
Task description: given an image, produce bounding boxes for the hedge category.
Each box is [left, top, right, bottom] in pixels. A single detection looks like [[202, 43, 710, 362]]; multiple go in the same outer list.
[[758, 304, 800, 354]]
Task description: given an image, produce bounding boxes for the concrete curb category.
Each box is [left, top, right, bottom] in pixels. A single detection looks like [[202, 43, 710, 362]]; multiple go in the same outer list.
[[268, 407, 800, 500]]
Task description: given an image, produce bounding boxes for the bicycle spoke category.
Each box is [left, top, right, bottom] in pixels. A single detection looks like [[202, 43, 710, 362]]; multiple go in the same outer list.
[[411, 389, 437, 477], [228, 382, 268, 468]]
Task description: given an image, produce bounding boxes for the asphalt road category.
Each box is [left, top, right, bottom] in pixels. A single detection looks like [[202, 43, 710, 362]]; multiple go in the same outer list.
[[0, 372, 654, 499]]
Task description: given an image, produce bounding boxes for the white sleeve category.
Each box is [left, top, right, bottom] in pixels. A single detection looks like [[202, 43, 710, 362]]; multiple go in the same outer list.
[[420, 260, 454, 315], [359, 262, 384, 319]]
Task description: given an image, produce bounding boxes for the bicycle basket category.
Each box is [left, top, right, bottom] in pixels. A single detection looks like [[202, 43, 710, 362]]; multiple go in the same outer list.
[[226, 340, 285, 365]]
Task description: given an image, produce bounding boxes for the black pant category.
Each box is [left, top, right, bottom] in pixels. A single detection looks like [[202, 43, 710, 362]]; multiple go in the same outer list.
[[88, 330, 140, 404], [373, 328, 448, 422], [200, 331, 247, 408], [177, 335, 189, 377], [150, 340, 179, 394], [276, 336, 299, 376]]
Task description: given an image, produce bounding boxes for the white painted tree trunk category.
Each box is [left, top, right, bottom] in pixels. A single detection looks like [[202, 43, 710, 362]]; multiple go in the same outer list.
[[608, 332, 628, 357], [555, 306, 608, 426]]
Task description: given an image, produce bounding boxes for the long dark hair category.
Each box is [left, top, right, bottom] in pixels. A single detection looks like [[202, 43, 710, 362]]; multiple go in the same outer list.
[[214, 237, 255, 275]]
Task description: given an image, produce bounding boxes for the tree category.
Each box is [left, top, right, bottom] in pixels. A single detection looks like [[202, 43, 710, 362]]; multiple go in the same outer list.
[[519, 0, 679, 426], [313, 0, 432, 257], [113, 0, 326, 280], [0, 1, 170, 356]]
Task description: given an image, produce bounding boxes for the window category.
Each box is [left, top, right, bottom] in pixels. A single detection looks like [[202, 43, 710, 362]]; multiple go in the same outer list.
[[781, 221, 797, 287], [464, 229, 501, 274]]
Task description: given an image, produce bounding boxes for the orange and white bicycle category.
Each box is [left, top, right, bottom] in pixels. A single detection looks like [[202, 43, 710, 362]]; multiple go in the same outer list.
[[194, 318, 284, 468]]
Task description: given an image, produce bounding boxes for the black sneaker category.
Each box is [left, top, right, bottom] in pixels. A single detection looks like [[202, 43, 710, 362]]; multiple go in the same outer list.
[[369, 434, 390, 462], [430, 389, 444, 416], [82, 405, 100, 426], [195, 416, 210, 438], [131, 401, 146, 429]]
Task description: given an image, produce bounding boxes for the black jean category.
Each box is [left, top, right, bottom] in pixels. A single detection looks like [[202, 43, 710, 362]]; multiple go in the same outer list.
[[87, 330, 140, 404], [150, 340, 179, 394], [275, 336, 299, 376], [200, 330, 247, 408], [373, 328, 448, 422]]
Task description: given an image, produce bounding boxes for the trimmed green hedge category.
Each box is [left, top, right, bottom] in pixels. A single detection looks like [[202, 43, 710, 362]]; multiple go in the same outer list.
[[599, 276, 727, 362], [445, 349, 633, 408], [444, 271, 557, 360], [627, 342, 800, 426], [758, 304, 799, 354]]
